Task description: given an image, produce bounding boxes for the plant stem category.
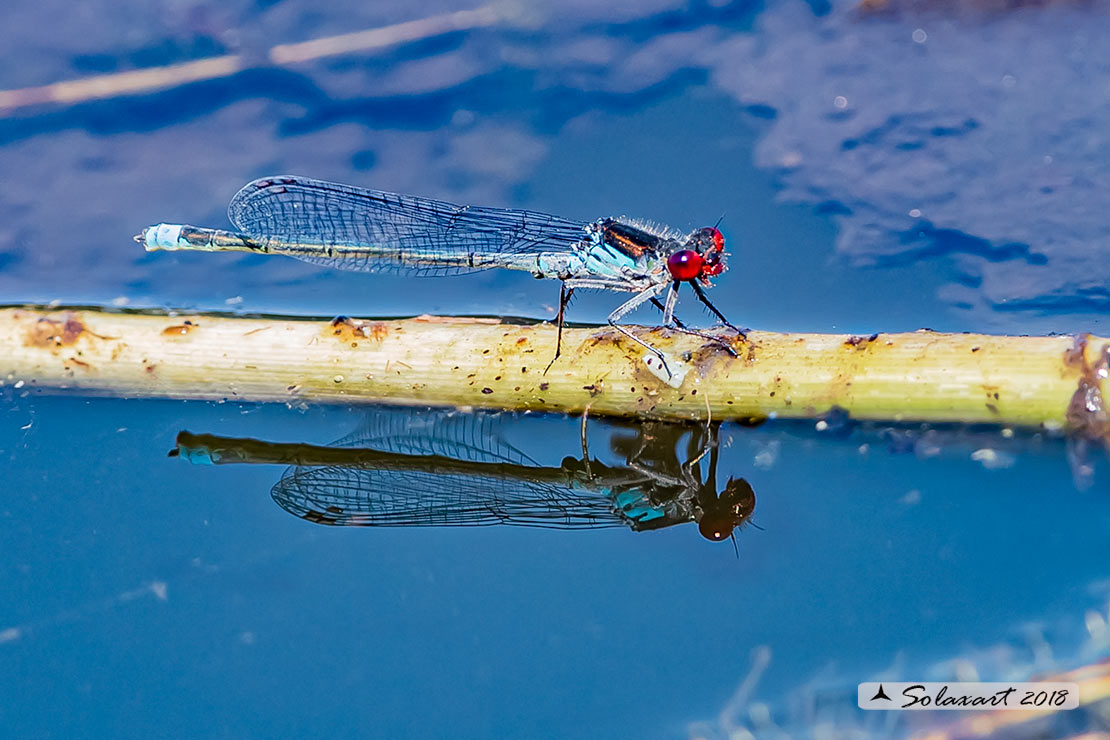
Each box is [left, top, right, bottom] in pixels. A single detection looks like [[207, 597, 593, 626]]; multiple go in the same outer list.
[[2, 306, 1107, 440]]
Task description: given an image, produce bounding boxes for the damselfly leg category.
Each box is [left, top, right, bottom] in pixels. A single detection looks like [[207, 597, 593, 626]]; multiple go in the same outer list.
[[691, 281, 747, 338], [649, 283, 738, 357], [605, 283, 675, 376], [580, 406, 593, 480], [681, 420, 719, 490], [544, 282, 576, 375]]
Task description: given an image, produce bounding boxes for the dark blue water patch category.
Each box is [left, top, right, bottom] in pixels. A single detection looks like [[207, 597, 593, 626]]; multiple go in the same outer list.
[[577, 0, 764, 38], [374, 27, 472, 64], [349, 149, 376, 171], [70, 52, 121, 76], [815, 199, 852, 216], [274, 75, 495, 135], [931, 119, 980, 138], [0, 250, 22, 273], [950, 269, 982, 289], [804, 0, 833, 16], [77, 154, 115, 172], [128, 35, 232, 70], [841, 114, 979, 152], [312, 25, 476, 79], [744, 102, 776, 119], [990, 286, 1110, 314], [71, 35, 231, 77], [871, 222, 1048, 268]]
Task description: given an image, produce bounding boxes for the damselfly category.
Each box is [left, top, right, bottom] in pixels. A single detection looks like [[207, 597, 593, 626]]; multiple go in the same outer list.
[[170, 411, 756, 542], [138, 176, 743, 379]]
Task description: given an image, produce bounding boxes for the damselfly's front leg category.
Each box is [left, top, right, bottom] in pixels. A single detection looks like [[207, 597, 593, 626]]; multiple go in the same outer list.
[[649, 282, 738, 357], [690, 281, 747, 339], [660, 280, 680, 326]]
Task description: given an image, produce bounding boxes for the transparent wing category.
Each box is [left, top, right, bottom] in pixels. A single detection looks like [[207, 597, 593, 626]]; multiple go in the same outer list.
[[333, 409, 537, 466], [267, 408, 705, 530], [227, 176, 589, 276], [271, 408, 621, 528], [271, 464, 625, 529]]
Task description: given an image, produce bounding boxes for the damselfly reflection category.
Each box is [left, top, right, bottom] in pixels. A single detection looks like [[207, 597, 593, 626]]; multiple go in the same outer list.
[[171, 410, 756, 542]]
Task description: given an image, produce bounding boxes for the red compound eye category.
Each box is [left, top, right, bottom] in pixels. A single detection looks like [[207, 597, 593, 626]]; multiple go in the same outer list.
[[667, 249, 704, 281]]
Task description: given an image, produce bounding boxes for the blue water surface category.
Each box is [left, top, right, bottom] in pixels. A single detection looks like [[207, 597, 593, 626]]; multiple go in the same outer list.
[[1, 1, 1109, 738]]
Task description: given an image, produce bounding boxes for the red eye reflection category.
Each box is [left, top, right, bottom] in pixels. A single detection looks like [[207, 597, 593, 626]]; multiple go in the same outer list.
[[707, 227, 724, 254], [666, 249, 704, 281], [698, 515, 733, 542], [704, 228, 725, 278]]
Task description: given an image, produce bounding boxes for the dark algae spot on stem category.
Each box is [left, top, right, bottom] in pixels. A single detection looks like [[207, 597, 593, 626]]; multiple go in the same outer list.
[[844, 333, 880, 348], [327, 316, 389, 342], [25, 313, 91, 348], [1064, 333, 1088, 368]]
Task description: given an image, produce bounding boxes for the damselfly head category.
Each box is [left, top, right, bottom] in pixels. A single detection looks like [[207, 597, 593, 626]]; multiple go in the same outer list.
[[669, 227, 727, 285], [697, 476, 756, 542]]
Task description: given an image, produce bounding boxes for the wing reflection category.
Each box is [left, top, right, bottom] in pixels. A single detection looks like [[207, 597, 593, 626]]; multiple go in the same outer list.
[[170, 410, 756, 542]]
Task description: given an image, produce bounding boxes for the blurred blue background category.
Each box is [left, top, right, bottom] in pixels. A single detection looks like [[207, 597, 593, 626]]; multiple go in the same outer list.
[[1, 0, 1109, 737]]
